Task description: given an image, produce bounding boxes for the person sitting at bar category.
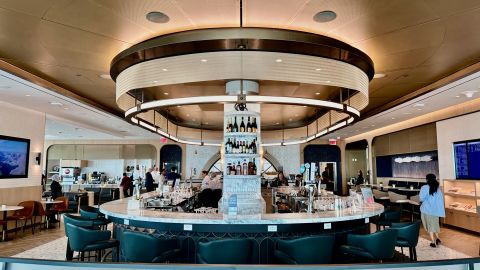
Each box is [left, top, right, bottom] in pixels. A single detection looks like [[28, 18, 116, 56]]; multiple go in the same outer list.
[[167, 167, 181, 187], [200, 171, 211, 191], [120, 173, 132, 197], [274, 171, 289, 187], [50, 174, 63, 199], [295, 174, 303, 187], [355, 170, 364, 186], [145, 168, 155, 192]]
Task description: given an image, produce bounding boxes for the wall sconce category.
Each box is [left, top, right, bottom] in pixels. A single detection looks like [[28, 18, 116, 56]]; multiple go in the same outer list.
[[35, 152, 41, 165]]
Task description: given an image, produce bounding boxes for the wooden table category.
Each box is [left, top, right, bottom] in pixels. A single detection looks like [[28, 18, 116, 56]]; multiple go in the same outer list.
[[40, 200, 62, 228], [0, 205, 24, 241]]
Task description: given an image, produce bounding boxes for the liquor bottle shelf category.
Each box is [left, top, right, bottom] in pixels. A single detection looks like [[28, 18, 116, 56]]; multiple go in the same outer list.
[[224, 154, 260, 158], [224, 132, 259, 137]]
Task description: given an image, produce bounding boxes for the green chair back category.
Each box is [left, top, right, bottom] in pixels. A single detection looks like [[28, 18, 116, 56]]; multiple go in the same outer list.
[[65, 223, 111, 252], [79, 208, 98, 219], [276, 235, 334, 264], [391, 221, 421, 247], [347, 229, 398, 260], [121, 231, 178, 263], [63, 214, 95, 234], [197, 239, 253, 264]]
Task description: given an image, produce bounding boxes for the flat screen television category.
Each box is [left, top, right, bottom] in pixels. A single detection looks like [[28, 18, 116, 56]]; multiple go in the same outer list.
[[0, 135, 30, 179]]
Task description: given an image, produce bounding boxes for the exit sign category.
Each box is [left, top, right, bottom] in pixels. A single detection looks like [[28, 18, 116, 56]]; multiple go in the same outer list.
[[328, 139, 337, 145]]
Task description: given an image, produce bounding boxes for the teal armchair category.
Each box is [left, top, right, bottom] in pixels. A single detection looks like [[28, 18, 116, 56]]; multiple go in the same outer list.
[[65, 223, 119, 262], [338, 229, 398, 262], [372, 210, 401, 231], [197, 239, 254, 264], [391, 221, 421, 261], [274, 235, 334, 264], [121, 231, 180, 263]]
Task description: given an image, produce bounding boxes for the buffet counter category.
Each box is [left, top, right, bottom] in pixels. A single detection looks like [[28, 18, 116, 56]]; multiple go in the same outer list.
[[100, 194, 384, 263]]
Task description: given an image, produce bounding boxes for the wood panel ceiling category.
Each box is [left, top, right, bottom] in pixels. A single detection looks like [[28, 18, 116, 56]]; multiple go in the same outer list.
[[1, 0, 480, 120]]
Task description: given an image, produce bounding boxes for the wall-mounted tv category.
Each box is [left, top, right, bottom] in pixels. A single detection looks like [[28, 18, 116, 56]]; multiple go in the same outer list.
[[0, 135, 30, 179], [454, 139, 480, 179]]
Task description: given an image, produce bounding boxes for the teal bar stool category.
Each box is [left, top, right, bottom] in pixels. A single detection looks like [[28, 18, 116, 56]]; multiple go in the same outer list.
[[121, 231, 180, 263], [65, 223, 119, 262], [274, 235, 334, 264], [79, 207, 110, 229], [197, 239, 254, 264], [372, 210, 401, 231], [63, 214, 109, 261], [391, 221, 421, 261], [338, 229, 398, 263]]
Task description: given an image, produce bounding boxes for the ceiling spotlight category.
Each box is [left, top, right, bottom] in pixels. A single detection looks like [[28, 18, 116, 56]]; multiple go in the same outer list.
[[153, 80, 158, 83], [162, 68, 168, 71], [326, 80, 331, 83], [455, 95, 460, 98], [146, 11, 170, 24], [99, 74, 111, 80], [413, 103, 425, 107], [205, 122, 209, 125], [373, 73, 387, 79], [303, 105, 307, 107], [461, 90, 478, 98], [275, 59, 283, 63], [417, 108, 423, 111], [315, 68, 322, 71], [275, 122, 280, 125], [177, 105, 181, 108], [49, 102, 63, 106], [200, 59, 208, 62], [315, 92, 320, 95], [25, 94, 31, 97], [313, 10, 337, 23], [163, 92, 169, 95]]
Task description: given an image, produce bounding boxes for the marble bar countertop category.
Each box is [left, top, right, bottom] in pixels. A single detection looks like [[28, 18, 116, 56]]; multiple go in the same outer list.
[[100, 194, 384, 225]]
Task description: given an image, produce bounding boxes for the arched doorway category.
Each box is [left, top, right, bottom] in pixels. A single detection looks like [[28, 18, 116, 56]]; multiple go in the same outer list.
[[304, 144, 342, 193], [160, 145, 182, 174]]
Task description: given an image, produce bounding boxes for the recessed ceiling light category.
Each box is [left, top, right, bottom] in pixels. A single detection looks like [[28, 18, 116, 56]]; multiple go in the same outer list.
[[186, 114, 190, 117], [205, 122, 209, 125], [315, 68, 322, 71], [177, 105, 181, 108], [146, 11, 170, 24], [455, 95, 460, 98], [373, 73, 387, 79], [461, 90, 478, 98], [391, 117, 396, 120], [49, 102, 63, 106], [289, 118, 292, 121], [162, 68, 168, 71], [99, 74, 111, 80], [25, 94, 31, 97], [315, 92, 320, 95], [326, 80, 331, 83], [63, 107, 69, 110], [200, 59, 208, 62], [313, 10, 337, 23], [163, 92, 169, 95], [275, 59, 283, 63], [417, 108, 423, 111], [303, 105, 307, 107], [276, 122, 280, 125], [413, 103, 425, 107], [153, 80, 158, 83]]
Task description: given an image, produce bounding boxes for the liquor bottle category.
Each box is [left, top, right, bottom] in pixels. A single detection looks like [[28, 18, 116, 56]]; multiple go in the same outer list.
[[225, 138, 230, 154], [232, 138, 237, 154], [242, 141, 246, 154], [251, 139, 257, 154], [248, 159, 254, 175], [252, 117, 257, 133], [226, 118, 230, 132], [252, 158, 257, 175], [236, 161, 242, 175], [247, 117, 252, 133], [240, 117, 245, 132], [242, 159, 248, 175], [233, 116, 238, 133]]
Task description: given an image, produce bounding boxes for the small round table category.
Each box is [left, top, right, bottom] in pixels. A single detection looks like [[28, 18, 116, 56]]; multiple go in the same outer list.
[[40, 200, 62, 228], [1, 205, 24, 241]]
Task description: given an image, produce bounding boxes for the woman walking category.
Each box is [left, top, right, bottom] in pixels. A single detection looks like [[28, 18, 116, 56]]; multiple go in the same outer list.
[[419, 173, 445, 247]]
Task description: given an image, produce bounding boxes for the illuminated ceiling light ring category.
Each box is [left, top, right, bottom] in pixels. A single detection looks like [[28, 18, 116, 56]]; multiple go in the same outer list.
[[125, 95, 358, 146]]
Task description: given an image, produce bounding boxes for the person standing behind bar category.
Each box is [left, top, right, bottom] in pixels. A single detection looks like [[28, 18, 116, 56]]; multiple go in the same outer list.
[[167, 167, 181, 187], [355, 170, 364, 186], [419, 173, 445, 248], [145, 168, 155, 192], [120, 173, 131, 197]]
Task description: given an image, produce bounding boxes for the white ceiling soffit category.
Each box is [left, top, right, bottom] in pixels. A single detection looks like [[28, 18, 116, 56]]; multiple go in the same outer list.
[[0, 69, 160, 140], [329, 70, 480, 139]]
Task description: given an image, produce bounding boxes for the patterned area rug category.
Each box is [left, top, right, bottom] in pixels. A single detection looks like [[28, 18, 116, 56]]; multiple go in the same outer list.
[[12, 235, 471, 262]]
